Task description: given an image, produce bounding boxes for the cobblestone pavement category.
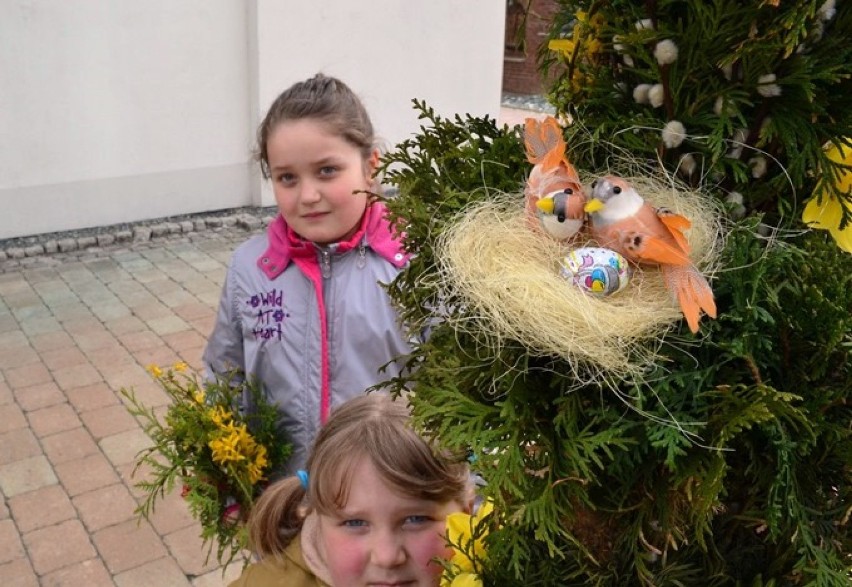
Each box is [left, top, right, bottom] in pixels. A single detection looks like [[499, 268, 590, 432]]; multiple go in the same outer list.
[[0, 106, 536, 586], [0, 224, 262, 586]]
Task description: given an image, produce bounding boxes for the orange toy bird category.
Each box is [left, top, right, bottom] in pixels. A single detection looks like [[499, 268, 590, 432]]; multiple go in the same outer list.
[[583, 175, 717, 333], [523, 116, 587, 241]]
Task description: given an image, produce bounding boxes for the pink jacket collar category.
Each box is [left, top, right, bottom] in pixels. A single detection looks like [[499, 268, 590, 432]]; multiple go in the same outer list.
[[257, 202, 409, 279]]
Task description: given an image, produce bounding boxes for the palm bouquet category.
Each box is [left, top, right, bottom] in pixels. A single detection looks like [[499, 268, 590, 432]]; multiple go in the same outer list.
[[121, 363, 291, 568]]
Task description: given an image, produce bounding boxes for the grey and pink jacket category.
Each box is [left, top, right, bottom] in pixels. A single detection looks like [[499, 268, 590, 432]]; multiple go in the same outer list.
[[202, 202, 413, 475]]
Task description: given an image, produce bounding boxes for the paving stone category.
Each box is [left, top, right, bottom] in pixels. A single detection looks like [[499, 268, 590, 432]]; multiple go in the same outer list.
[[0, 402, 28, 433], [116, 330, 163, 352], [66, 382, 120, 412], [144, 488, 196, 536], [114, 556, 192, 587], [96, 234, 116, 247], [236, 214, 262, 230], [85, 341, 137, 367], [102, 315, 146, 336], [54, 453, 120, 497], [99, 428, 153, 468], [73, 483, 139, 532], [161, 329, 206, 354], [171, 301, 214, 322], [0, 455, 57, 497], [57, 238, 78, 253], [0, 520, 26, 565], [71, 329, 119, 353], [24, 519, 97, 575], [0, 428, 41, 466], [19, 315, 62, 336], [27, 330, 75, 353], [8, 484, 76, 533], [0, 557, 39, 586], [150, 224, 169, 238], [41, 427, 100, 465], [92, 519, 168, 574], [27, 402, 81, 438], [40, 557, 113, 587], [163, 524, 219, 576], [132, 227, 152, 242], [39, 346, 89, 371], [0, 379, 12, 405], [13, 380, 65, 412], [191, 562, 245, 587], [52, 362, 103, 391], [4, 361, 53, 390], [80, 403, 139, 440], [133, 344, 184, 369], [178, 346, 205, 372]]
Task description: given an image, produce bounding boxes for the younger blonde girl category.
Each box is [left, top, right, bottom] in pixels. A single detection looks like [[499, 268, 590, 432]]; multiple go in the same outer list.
[[229, 393, 472, 587]]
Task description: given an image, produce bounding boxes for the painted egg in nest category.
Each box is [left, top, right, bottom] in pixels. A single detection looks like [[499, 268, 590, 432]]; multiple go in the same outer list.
[[559, 247, 631, 296]]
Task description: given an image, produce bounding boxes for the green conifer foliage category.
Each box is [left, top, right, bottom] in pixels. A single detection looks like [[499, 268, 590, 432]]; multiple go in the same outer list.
[[379, 97, 850, 582], [539, 0, 852, 228]]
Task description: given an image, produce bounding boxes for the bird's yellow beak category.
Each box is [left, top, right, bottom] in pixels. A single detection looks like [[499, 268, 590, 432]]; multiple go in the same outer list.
[[584, 199, 605, 213], [535, 197, 555, 214]]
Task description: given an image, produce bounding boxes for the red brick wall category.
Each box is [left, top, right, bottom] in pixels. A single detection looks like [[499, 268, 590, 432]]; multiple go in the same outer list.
[[502, 0, 559, 95]]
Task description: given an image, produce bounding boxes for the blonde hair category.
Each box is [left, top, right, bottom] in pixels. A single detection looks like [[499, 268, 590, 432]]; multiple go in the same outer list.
[[247, 393, 470, 558]]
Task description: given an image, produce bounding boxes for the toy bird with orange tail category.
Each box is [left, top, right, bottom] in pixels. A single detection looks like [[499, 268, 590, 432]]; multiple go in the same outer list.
[[523, 116, 587, 241], [582, 175, 717, 333]]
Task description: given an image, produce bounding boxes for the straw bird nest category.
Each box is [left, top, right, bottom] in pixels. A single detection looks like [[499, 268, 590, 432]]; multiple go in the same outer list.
[[434, 173, 723, 383]]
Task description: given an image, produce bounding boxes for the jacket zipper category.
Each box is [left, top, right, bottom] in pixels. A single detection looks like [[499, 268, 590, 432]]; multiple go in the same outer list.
[[320, 248, 332, 279]]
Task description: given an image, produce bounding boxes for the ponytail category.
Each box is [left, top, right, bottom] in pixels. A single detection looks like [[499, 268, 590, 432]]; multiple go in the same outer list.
[[246, 476, 307, 558]]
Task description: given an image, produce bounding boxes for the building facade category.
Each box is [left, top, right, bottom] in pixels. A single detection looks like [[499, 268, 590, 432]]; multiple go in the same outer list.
[[0, 1, 504, 240]]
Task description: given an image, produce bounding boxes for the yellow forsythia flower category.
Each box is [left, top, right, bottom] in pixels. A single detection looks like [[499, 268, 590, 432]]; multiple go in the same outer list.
[[209, 430, 245, 464], [548, 38, 576, 56], [173, 361, 188, 373], [449, 573, 483, 587], [442, 499, 494, 586], [247, 445, 269, 484], [803, 140, 852, 253], [146, 364, 163, 378], [209, 406, 233, 427]]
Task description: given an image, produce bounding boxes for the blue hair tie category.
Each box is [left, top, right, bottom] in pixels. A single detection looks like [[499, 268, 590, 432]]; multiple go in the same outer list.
[[296, 469, 309, 490]]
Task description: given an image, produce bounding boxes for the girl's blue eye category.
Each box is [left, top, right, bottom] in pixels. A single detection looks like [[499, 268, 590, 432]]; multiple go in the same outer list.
[[319, 166, 338, 177], [405, 515, 431, 525], [342, 519, 367, 528]]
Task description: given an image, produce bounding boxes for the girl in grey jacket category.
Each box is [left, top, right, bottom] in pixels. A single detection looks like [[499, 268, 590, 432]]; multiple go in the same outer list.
[[202, 74, 413, 475]]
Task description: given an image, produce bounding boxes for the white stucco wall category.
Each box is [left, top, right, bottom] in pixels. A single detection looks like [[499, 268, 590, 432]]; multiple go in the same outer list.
[[0, 1, 253, 239], [0, 1, 504, 240], [250, 0, 506, 206]]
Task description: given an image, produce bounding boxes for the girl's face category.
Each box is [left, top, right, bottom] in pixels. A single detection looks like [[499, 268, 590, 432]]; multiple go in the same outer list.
[[318, 458, 466, 587], [266, 118, 377, 245]]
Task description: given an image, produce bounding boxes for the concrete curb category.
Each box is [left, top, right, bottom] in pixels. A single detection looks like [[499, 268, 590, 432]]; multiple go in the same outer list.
[[0, 207, 278, 271]]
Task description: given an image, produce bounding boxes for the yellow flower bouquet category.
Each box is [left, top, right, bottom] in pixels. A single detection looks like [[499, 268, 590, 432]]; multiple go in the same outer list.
[[121, 363, 291, 568]]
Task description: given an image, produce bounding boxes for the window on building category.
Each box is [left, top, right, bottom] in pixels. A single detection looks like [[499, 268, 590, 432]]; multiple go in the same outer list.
[[505, 0, 526, 53]]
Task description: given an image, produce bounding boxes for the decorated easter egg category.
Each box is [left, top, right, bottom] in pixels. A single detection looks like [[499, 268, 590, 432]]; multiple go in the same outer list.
[[559, 247, 631, 296]]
